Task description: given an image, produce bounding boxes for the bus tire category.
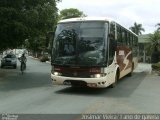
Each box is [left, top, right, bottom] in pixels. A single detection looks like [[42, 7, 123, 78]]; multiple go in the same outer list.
[[110, 70, 119, 88], [128, 63, 134, 77]]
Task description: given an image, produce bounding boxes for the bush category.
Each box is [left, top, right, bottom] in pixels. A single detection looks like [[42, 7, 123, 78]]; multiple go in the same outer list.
[[152, 62, 160, 71], [39, 56, 49, 62], [151, 48, 160, 63]]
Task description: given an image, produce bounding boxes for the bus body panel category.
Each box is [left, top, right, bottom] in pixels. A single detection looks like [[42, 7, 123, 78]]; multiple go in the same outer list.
[[116, 46, 132, 78], [50, 17, 138, 88], [51, 61, 118, 88]]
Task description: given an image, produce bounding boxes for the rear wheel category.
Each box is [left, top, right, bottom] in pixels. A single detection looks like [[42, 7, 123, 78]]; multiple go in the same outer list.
[[110, 71, 119, 88], [128, 63, 134, 77]]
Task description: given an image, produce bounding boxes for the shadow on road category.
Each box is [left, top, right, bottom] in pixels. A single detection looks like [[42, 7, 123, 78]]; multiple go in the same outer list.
[[55, 72, 147, 98], [0, 67, 16, 77], [0, 57, 53, 91], [0, 71, 52, 91], [0, 60, 147, 98]]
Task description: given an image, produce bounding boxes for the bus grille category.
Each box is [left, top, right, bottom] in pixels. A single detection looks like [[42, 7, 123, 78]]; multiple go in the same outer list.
[[62, 72, 90, 78]]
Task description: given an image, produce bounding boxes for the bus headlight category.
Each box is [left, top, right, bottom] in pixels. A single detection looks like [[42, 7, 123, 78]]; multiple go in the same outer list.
[[90, 74, 106, 78], [53, 72, 62, 76]]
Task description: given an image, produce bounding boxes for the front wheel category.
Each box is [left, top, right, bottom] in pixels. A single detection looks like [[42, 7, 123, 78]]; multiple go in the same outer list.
[[110, 71, 119, 88]]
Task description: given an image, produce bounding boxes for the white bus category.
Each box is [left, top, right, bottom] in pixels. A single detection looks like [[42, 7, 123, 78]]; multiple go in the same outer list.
[[50, 17, 138, 88]]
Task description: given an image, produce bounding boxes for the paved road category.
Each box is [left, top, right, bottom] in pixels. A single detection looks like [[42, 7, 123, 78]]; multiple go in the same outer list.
[[0, 57, 160, 116]]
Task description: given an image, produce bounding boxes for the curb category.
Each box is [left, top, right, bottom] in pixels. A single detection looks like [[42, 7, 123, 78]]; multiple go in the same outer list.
[[46, 61, 51, 64], [28, 56, 39, 60], [29, 56, 51, 64]]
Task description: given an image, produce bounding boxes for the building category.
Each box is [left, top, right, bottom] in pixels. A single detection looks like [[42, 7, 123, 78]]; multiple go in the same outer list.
[[138, 34, 151, 63]]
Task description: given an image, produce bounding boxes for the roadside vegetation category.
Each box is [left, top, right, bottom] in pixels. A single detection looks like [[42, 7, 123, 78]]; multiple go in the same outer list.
[[152, 62, 160, 75], [0, 0, 159, 65], [129, 22, 160, 73], [0, 0, 85, 62], [148, 24, 160, 72], [129, 22, 145, 35]]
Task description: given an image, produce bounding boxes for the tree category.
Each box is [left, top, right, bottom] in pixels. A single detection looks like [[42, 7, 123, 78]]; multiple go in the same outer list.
[[59, 8, 86, 20], [0, 0, 59, 53], [23, 0, 59, 56], [146, 31, 160, 63], [0, 0, 28, 50], [146, 32, 160, 52], [156, 23, 160, 31], [129, 22, 145, 35]]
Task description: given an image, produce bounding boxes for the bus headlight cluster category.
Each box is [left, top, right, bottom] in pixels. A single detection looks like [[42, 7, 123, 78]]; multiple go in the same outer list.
[[53, 72, 62, 76], [90, 74, 106, 78]]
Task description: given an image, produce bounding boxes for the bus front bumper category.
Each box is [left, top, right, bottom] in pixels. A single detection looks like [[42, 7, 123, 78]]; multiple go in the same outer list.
[[51, 74, 112, 88]]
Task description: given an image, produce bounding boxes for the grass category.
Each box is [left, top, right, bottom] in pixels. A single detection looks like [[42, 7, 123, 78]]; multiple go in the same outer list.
[[152, 62, 160, 71]]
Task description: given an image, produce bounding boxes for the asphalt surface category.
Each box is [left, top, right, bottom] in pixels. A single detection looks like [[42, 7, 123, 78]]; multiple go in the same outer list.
[[0, 57, 160, 119]]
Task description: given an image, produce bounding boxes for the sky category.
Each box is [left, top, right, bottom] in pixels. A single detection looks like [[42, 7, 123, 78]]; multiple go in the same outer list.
[[57, 0, 160, 34]]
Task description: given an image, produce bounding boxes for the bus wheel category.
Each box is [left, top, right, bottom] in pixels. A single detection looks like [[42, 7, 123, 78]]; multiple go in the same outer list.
[[128, 63, 134, 77], [110, 71, 119, 88]]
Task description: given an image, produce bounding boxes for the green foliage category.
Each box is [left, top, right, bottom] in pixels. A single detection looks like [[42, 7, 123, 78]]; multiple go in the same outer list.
[[149, 31, 160, 49], [152, 62, 160, 72], [39, 55, 49, 62], [0, 0, 59, 52], [23, 0, 59, 52], [144, 30, 160, 63], [59, 8, 86, 20], [146, 31, 160, 54], [0, 6, 28, 50], [129, 22, 145, 35], [156, 23, 160, 31]]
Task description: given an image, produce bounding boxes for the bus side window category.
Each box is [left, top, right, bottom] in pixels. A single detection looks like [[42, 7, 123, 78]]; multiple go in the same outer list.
[[122, 29, 126, 45], [110, 22, 115, 36], [117, 24, 122, 45], [125, 30, 128, 45], [130, 34, 133, 46], [128, 33, 130, 46], [109, 22, 116, 64], [127, 32, 130, 46]]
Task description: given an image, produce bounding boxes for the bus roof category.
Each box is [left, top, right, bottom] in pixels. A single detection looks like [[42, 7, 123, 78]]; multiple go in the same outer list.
[[59, 17, 114, 23], [59, 17, 137, 37]]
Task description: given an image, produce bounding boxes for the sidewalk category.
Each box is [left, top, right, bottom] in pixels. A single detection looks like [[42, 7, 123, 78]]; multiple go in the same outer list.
[[28, 56, 51, 64], [134, 63, 152, 74], [28, 56, 39, 60]]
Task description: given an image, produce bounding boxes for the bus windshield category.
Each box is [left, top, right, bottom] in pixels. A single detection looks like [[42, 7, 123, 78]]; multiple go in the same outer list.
[[52, 21, 107, 67]]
